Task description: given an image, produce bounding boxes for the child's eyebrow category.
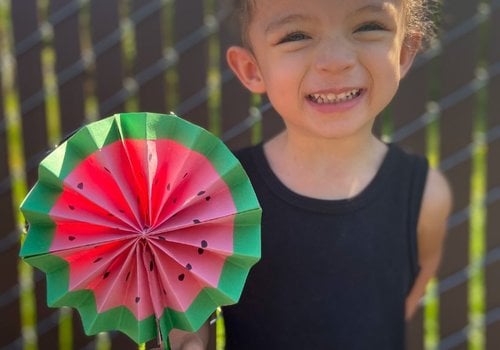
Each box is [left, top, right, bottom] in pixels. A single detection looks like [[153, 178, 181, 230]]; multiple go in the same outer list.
[[265, 14, 313, 34], [264, 3, 397, 35], [353, 3, 398, 17]]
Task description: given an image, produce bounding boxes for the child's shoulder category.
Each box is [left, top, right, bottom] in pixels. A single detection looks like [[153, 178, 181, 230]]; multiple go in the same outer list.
[[389, 145, 451, 216], [419, 167, 453, 233]]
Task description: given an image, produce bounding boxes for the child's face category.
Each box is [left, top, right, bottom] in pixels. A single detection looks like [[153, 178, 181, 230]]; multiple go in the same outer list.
[[228, 0, 418, 141]]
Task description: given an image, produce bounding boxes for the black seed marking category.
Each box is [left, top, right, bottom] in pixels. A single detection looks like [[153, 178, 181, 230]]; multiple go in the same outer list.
[[126, 271, 131, 281], [201, 240, 208, 248], [183, 172, 188, 178], [107, 213, 114, 217], [68, 236, 76, 241], [68, 205, 75, 210], [193, 219, 201, 224], [104, 167, 111, 173], [93, 257, 102, 263], [198, 248, 204, 255], [119, 209, 125, 213], [103, 271, 110, 279], [149, 260, 154, 271], [163, 288, 167, 295], [158, 236, 166, 241], [178, 274, 185, 281], [186, 263, 192, 270], [135, 297, 140, 303], [205, 196, 211, 201], [149, 153, 153, 161], [172, 198, 177, 204], [167, 183, 171, 191], [77, 182, 84, 190], [197, 191, 206, 196]]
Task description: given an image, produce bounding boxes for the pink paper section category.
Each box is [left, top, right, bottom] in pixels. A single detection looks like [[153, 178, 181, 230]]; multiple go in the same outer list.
[[50, 139, 237, 319]]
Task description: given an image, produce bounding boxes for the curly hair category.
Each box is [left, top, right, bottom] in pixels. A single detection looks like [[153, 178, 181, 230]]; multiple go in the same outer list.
[[234, 0, 440, 49], [405, 0, 441, 48]]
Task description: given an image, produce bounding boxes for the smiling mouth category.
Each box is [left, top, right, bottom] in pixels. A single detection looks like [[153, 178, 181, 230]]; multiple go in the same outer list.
[[308, 88, 362, 104]]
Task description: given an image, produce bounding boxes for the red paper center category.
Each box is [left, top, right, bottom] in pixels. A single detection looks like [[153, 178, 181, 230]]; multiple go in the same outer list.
[[49, 139, 236, 319]]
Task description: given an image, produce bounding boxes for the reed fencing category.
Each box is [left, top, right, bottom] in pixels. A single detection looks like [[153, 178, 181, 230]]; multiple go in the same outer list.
[[0, 0, 499, 349]]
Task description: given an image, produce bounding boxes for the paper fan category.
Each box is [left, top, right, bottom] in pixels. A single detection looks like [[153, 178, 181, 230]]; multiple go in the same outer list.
[[20, 112, 261, 347]]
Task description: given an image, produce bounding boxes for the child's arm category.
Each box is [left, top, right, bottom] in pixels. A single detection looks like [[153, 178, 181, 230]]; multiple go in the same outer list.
[[169, 322, 209, 350], [405, 167, 453, 320]]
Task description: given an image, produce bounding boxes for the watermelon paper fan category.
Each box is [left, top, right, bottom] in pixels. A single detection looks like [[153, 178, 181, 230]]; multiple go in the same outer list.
[[19, 112, 261, 348]]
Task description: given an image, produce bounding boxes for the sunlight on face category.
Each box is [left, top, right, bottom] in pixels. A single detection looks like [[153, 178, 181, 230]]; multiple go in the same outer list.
[[234, 0, 416, 142]]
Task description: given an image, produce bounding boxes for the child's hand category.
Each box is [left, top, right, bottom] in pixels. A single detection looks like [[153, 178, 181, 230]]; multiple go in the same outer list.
[[169, 324, 209, 350]]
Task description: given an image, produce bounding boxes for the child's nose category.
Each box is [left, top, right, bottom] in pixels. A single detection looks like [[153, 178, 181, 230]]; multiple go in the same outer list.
[[314, 36, 356, 73]]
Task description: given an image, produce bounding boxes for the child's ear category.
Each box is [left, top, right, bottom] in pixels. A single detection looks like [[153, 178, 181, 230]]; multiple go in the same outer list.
[[226, 46, 266, 93], [399, 35, 422, 79]]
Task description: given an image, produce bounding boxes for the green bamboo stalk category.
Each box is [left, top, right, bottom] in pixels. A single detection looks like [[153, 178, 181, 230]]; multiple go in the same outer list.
[[58, 307, 73, 350], [38, 0, 71, 346], [250, 94, 262, 145], [38, 0, 62, 146], [422, 35, 443, 349], [79, 0, 99, 122], [0, 1, 37, 349], [40, 47, 62, 145], [379, 106, 393, 144], [38, 0, 73, 350], [95, 332, 112, 350], [467, 2, 490, 348], [164, 0, 178, 112], [121, 0, 139, 113], [77, 2, 107, 348], [205, 0, 221, 136], [467, 78, 488, 350], [205, 1, 224, 348], [423, 102, 441, 350], [423, 279, 440, 350], [39, 5, 73, 347]]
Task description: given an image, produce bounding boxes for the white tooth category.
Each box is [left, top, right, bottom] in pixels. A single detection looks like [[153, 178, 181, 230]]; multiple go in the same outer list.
[[311, 89, 360, 104]]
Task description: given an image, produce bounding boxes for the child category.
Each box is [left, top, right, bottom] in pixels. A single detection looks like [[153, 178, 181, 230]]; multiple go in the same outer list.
[[170, 0, 452, 348]]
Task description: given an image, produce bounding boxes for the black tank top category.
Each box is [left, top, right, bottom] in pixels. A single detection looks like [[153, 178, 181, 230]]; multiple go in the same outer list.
[[223, 143, 428, 350]]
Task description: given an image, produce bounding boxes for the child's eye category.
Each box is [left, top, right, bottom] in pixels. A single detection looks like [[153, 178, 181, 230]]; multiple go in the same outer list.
[[356, 22, 386, 32], [278, 32, 309, 44]]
